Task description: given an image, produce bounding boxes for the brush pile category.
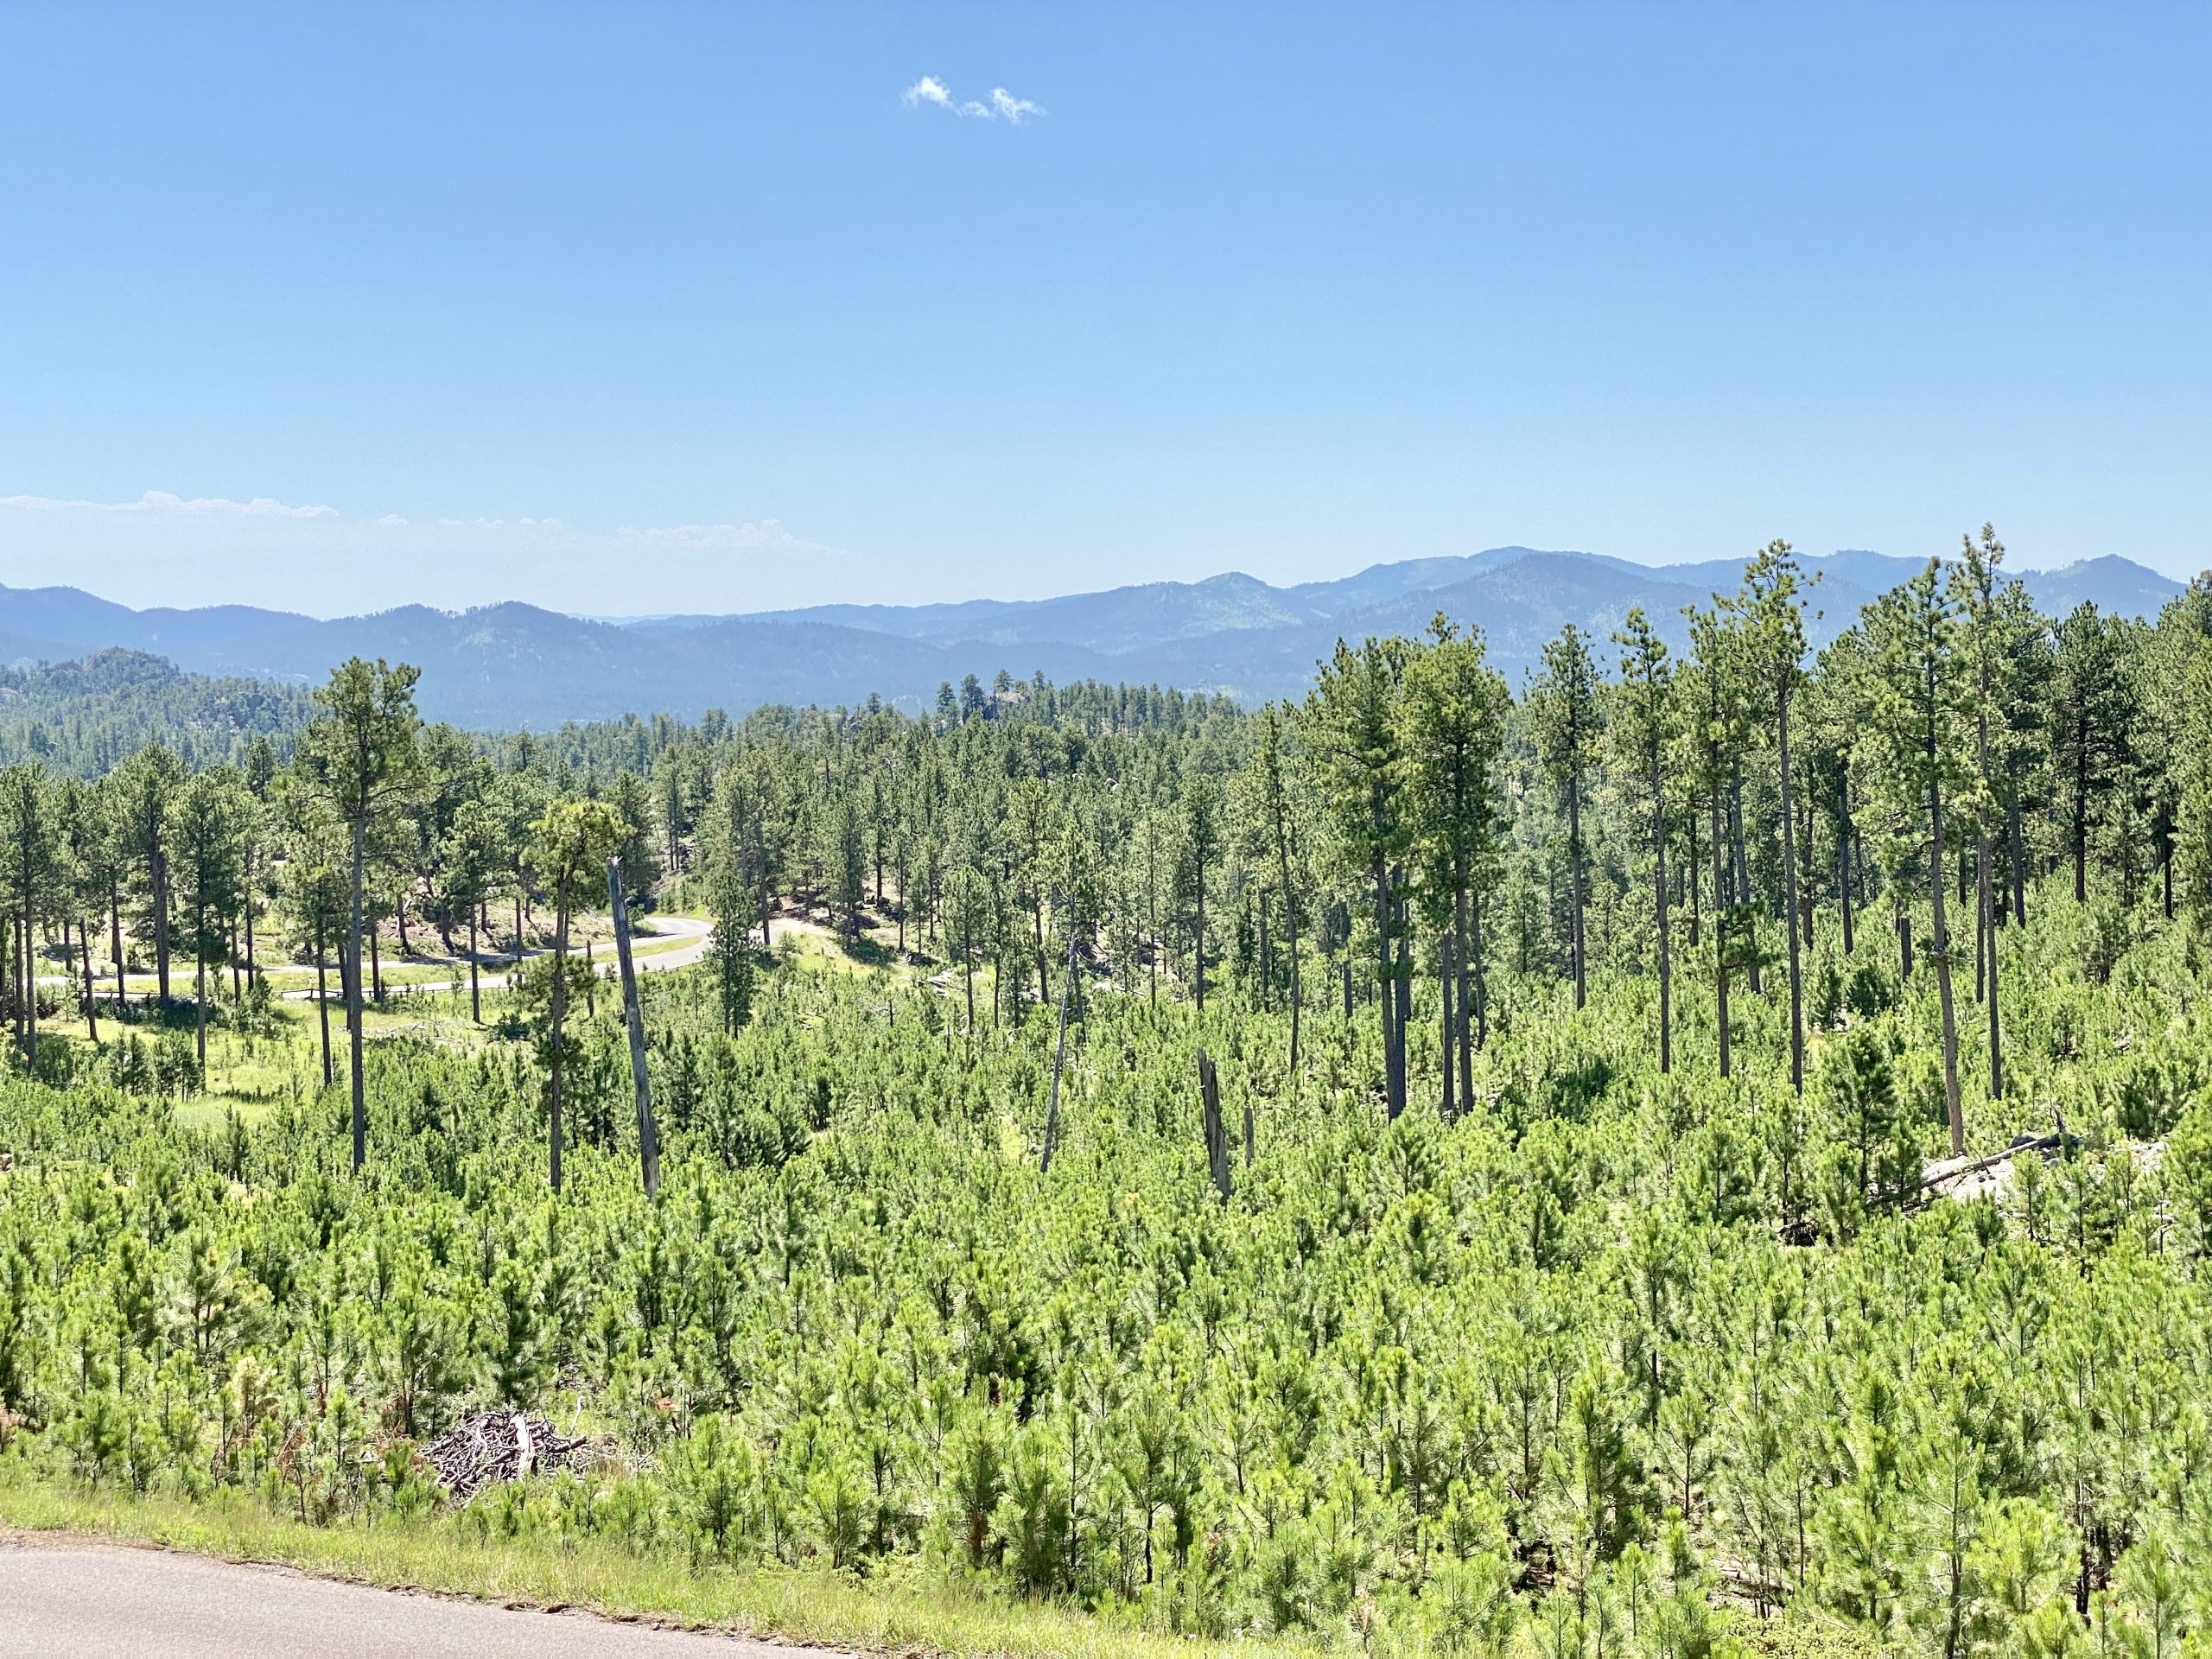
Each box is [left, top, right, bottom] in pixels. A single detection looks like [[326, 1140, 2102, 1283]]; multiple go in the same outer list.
[[423, 1410, 594, 1501]]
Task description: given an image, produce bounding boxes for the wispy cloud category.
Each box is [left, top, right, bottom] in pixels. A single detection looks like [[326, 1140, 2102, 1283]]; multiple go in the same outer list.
[[902, 74, 1044, 124], [617, 518, 831, 556], [0, 488, 336, 519]]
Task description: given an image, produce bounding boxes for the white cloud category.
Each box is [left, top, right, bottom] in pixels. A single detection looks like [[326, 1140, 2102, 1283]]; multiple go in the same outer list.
[[903, 74, 952, 110], [617, 518, 831, 556], [902, 74, 1043, 124], [0, 488, 336, 519]]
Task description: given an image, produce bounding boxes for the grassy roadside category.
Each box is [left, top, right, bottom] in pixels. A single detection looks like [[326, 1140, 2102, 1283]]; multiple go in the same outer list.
[[0, 1476, 1315, 1658]]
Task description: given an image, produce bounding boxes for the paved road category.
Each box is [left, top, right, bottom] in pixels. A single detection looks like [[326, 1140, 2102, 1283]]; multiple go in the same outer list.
[[0, 1534, 831, 1657], [34, 915, 717, 1004], [276, 914, 717, 1002]]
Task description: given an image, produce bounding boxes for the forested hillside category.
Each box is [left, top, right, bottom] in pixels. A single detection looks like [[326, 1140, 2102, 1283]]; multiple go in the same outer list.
[[4, 537, 2212, 1653]]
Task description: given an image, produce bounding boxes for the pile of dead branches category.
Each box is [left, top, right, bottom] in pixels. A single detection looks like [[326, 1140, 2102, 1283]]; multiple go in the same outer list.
[[423, 1410, 594, 1501]]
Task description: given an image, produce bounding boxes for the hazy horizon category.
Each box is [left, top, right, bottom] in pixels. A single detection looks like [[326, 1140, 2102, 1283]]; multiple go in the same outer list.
[[0, 541, 2183, 628]]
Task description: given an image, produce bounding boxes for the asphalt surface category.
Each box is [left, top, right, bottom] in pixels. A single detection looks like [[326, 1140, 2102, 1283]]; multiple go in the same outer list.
[[34, 914, 718, 1003], [0, 1535, 830, 1658], [279, 914, 718, 1001]]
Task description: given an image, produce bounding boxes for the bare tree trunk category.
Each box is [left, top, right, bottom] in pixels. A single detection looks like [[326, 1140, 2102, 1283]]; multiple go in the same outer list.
[[1930, 775, 1965, 1159], [1654, 766, 1672, 1076], [1838, 781, 1856, 957], [80, 917, 97, 1043], [1568, 776, 1587, 1010], [1199, 1049, 1230, 1202], [316, 918, 333, 1088], [194, 914, 207, 1069], [549, 878, 571, 1191], [111, 879, 125, 1007], [1778, 696, 1803, 1092], [607, 856, 659, 1198], [1713, 790, 1731, 1079], [1376, 853, 1404, 1118], [1440, 931, 1455, 1118], [1271, 804, 1302, 1089], [153, 849, 171, 1003], [349, 823, 367, 1170]]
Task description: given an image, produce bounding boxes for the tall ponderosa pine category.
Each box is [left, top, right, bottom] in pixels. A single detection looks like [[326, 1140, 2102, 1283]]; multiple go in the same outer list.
[[1736, 542, 1812, 1093], [2049, 603, 2133, 906], [1529, 625, 1604, 1011], [1864, 562, 1970, 1156], [1402, 616, 1508, 1105], [1611, 608, 1677, 1073], [1179, 772, 1221, 1011], [301, 658, 423, 1172], [111, 743, 184, 1004], [170, 767, 247, 1069], [529, 797, 626, 1191], [1950, 525, 2036, 1103], [1300, 638, 1410, 1119], [0, 765, 59, 1065], [1245, 704, 1304, 1084], [1682, 604, 1752, 1077]]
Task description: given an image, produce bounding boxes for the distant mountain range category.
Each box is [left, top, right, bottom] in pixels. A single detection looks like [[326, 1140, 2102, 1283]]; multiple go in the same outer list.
[[0, 548, 2189, 729]]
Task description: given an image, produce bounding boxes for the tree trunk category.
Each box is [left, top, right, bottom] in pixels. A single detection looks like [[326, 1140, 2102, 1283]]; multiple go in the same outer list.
[[316, 918, 333, 1088], [1685, 810, 1701, 948], [111, 879, 125, 1007], [469, 906, 481, 1022], [1712, 789, 1731, 1079], [1454, 878, 1477, 1103], [1838, 778, 1856, 957], [80, 917, 98, 1043], [194, 927, 207, 1070], [607, 856, 660, 1198], [1272, 801, 1302, 1090], [1653, 762, 1672, 1076], [1439, 931, 1455, 1118], [1193, 850, 1206, 1012], [1731, 772, 1760, 995], [549, 877, 571, 1191], [1930, 774, 1965, 1159], [1568, 774, 1587, 1009], [1375, 852, 1404, 1119], [1040, 925, 1076, 1173], [1470, 887, 1488, 1052], [1389, 872, 1411, 1118], [1777, 696, 1803, 1092], [348, 823, 367, 1171], [153, 849, 171, 1003], [1977, 715, 2003, 1102]]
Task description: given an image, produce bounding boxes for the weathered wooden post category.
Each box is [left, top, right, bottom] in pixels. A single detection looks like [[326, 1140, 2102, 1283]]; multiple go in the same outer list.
[[1199, 1048, 1230, 1203], [607, 857, 660, 1198]]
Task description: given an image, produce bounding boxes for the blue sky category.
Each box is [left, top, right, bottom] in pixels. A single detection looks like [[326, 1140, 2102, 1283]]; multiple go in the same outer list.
[[3, 3, 2206, 616]]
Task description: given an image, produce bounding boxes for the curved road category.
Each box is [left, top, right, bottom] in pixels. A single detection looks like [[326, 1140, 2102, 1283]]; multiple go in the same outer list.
[[279, 914, 717, 1002], [0, 1533, 836, 1657]]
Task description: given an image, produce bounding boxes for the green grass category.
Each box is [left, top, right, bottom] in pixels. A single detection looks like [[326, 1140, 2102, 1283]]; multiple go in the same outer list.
[[0, 1475, 1319, 1658]]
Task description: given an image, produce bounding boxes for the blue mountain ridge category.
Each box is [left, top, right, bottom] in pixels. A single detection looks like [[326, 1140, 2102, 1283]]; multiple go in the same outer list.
[[0, 547, 2187, 728]]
